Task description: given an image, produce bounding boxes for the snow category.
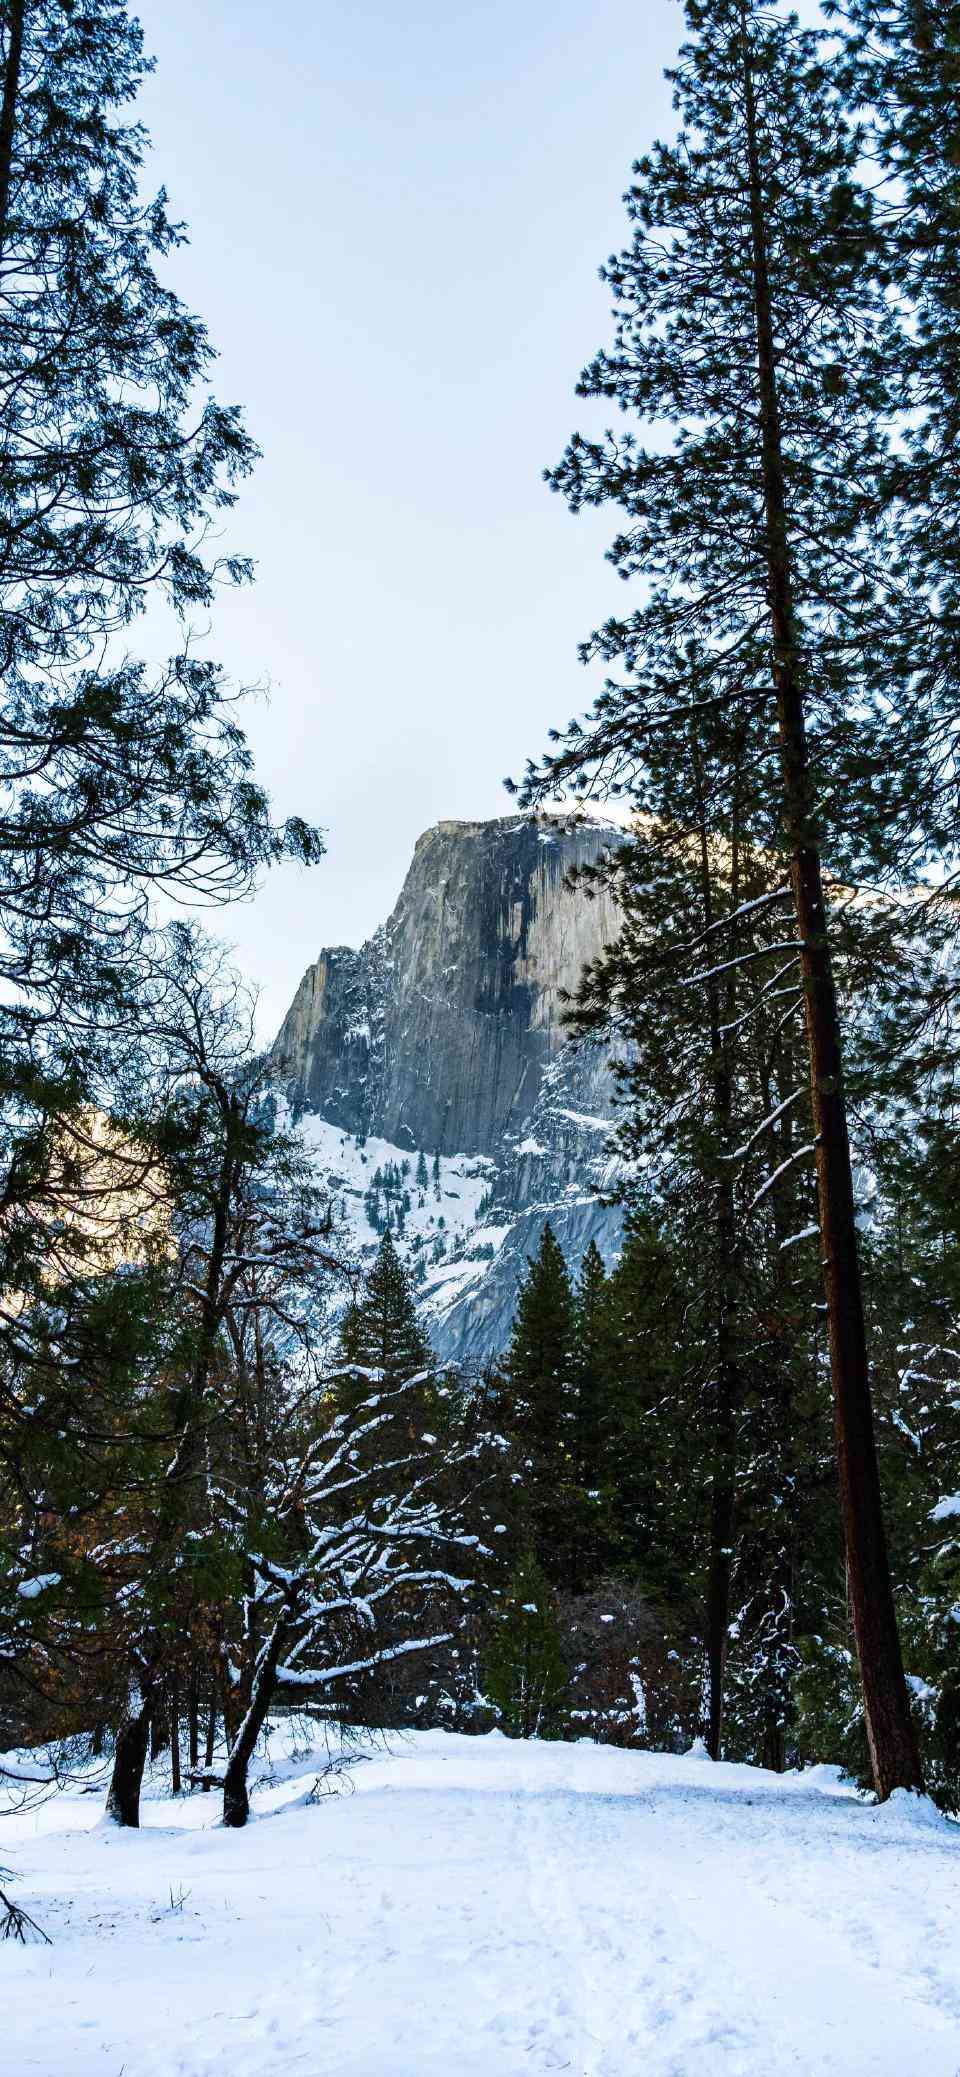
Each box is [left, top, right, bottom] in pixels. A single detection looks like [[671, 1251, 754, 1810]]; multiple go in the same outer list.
[[3, 1727, 959, 2075], [931, 1494, 960, 1522], [780, 1224, 820, 1252], [14, 1573, 61, 1599], [549, 1108, 614, 1133], [295, 1116, 494, 1301]]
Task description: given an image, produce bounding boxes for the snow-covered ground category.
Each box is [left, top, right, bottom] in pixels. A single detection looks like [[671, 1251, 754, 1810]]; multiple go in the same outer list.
[[4, 1728, 959, 2075]]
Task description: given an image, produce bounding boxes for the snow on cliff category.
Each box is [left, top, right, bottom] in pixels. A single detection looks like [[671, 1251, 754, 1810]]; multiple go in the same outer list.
[[275, 816, 630, 1361]]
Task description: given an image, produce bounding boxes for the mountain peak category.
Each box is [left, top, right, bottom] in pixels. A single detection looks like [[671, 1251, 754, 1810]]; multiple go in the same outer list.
[[272, 813, 625, 1358]]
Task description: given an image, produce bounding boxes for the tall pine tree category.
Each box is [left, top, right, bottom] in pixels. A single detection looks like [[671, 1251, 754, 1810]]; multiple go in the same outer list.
[[504, 1224, 580, 1586], [340, 1231, 432, 1383], [0, 0, 321, 1331], [515, 0, 922, 1797], [336, 1231, 441, 1463]]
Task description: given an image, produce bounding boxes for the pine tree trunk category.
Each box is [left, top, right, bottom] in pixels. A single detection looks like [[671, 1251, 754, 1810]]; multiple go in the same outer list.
[[188, 1662, 200, 1776], [738, 8, 922, 1799], [690, 724, 740, 1760], [105, 1696, 152, 1827], [0, 0, 25, 253], [202, 1695, 216, 1791], [170, 1672, 182, 1796]]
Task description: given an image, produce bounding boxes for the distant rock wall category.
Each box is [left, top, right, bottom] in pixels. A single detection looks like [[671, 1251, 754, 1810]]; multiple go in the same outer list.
[[273, 815, 624, 1156], [271, 814, 628, 1361]]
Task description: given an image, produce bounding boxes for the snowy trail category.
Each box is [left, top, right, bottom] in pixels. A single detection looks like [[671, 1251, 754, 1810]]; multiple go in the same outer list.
[[4, 1729, 959, 2076]]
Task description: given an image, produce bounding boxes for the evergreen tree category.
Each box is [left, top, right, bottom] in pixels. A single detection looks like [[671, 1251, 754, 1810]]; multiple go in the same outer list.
[[0, 0, 321, 1375], [828, 5, 960, 1090], [483, 1552, 568, 1740], [566, 776, 836, 1757], [599, 1216, 704, 1610], [0, 0, 319, 1000], [515, 0, 921, 1797], [573, 1241, 607, 1497], [504, 1224, 581, 1586], [340, 1231, 431, 1382], [835, 3, 960, 709], [337, 1231, 441, 1465], [569, 1240, 610, 1589]]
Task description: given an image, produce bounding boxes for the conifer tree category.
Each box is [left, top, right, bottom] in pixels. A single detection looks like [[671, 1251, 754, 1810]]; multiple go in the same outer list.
[[568, 1241, 610, 1590], [336, 1231, 442, 1468], [599, 1215, 703, 1607], [573, 1242, 607, 1499], [828, 5, 960, 957], [568, 772, 823, 1755], [483, 1552, 568, 1740], [0, 0, 322, 1389], [340, 1231, 431, 1383], [504, 1224, 582, 1587], [516, 0, 922, 1797]]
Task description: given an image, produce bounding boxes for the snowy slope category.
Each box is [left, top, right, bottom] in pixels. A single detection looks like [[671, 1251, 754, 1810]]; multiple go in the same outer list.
[[4, 1727, 959, 2076], [297, 1112, 509, 1335], [299, 1113, 495, 1257], [297, 1066, 624, 1365]]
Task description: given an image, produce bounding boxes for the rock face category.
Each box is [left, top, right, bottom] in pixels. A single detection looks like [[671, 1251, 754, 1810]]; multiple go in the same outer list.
[[272, 814, 627, 1361]]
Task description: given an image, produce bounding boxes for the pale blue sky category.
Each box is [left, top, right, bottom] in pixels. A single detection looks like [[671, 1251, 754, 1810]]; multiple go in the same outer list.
[[135, 0, 820, 1035]]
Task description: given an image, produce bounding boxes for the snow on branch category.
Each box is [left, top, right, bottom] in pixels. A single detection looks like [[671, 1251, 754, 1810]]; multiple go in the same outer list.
[[727, 1088, 806, 1162], [671, 885, 794, 962], [277, 1633, 454, 1689], [680, 942, 805, 989], [749, 1144, 818, 1210], [779, 1224, 820, 1252]]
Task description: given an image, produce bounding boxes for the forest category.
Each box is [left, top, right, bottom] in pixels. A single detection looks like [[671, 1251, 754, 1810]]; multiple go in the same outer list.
[[0, 0, 958, 2060]]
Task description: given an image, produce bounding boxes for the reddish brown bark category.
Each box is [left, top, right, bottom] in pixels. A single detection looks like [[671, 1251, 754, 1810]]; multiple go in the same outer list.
[[738, 5, 922, 1799], [0, 0, 25, 252]]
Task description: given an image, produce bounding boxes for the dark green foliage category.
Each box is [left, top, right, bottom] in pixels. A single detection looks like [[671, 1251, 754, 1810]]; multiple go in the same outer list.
[[597, 1217, 705, 1608], [482, 1176, 960, 1791], [339, 1231, 431, 1384], [506, 1225, 574, 1424], [483, 1553, 568, 1740], [504, 1224, 586, 1588], [573, 1242, 606, 1492], [335, 1231, 443, 1477], [0, 0, 322, 1342]]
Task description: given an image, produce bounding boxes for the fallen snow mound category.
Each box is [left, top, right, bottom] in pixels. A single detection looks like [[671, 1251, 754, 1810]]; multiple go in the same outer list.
[[4, 1727, 959, 2076]]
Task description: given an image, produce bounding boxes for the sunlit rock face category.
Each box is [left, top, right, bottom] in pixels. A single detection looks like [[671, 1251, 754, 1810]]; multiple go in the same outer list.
[[271, 815, 627, 1361]]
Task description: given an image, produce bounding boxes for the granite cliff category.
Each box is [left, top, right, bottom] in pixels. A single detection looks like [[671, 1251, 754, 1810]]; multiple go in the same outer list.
[[272, 814, 627, 1361]]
